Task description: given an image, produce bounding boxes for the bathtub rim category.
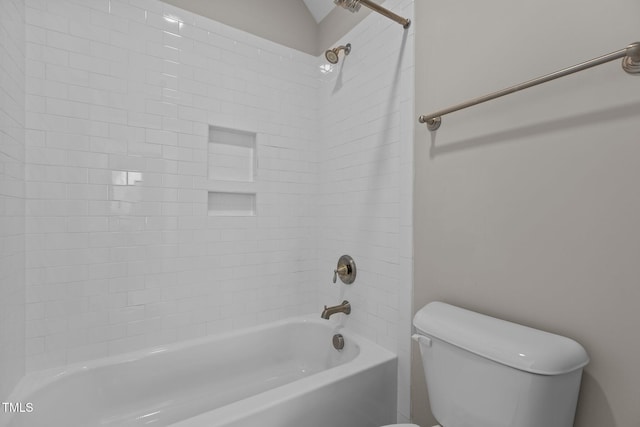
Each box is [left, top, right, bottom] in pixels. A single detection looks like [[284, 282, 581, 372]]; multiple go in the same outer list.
[[7, 315, 396, 413]]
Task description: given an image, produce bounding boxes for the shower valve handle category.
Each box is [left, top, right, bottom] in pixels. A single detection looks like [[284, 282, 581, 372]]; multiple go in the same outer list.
[[332, 255, 356, 284], [333, 265, 349, 283]]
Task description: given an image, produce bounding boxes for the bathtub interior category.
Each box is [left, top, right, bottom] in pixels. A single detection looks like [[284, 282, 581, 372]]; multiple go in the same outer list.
[[3, 318, 382, 427]]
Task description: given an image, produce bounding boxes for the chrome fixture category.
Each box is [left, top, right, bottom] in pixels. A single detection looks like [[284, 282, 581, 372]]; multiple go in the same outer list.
[[325, 43, 351, 64], [332, 333, 345, 350], [334, 0, 411, 29], [321, 300, 351, 319], [419, 41, 640, 131], [333, 255, 356, 284]]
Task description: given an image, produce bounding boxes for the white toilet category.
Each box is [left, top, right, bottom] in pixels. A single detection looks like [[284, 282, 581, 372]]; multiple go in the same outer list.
[[383, 301, 589, 427]]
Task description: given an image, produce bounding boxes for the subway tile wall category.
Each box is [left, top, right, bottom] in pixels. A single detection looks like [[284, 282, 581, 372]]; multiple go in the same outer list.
[[0, 0, 26, 401], [24, 0, 320, 370], [22, 1, 415, 421], [316, 0, 414, 421]]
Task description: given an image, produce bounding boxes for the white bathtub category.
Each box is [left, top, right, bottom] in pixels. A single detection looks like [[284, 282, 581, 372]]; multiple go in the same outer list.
[[4, 316, 397, 427]]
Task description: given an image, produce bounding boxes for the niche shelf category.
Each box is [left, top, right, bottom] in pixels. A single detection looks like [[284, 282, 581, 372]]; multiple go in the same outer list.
[[207, 191, 256, 217], [207, 125, 257, 216], [208, 126, 256, 182]]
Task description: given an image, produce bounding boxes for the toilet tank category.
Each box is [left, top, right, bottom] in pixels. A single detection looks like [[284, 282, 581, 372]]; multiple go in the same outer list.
[[413, 302, 589, 427]]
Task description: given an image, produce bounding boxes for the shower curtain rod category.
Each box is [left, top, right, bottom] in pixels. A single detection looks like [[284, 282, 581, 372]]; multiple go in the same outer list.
[[418, 41, 640, 131], [358, 0, 410, 28], [334, 0, 411, 29]]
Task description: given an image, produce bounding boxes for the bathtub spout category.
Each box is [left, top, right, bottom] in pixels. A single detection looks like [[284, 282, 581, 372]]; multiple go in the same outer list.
[[321, 300, 351, 319]]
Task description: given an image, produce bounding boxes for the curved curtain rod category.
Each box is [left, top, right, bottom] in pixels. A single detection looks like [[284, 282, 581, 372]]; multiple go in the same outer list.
[[334, 0, 411, 29], [419, 41, 640, 131]]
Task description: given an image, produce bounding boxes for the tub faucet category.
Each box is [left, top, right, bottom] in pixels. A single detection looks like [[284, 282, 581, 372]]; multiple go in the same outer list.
[[321, 300, 351, 319]]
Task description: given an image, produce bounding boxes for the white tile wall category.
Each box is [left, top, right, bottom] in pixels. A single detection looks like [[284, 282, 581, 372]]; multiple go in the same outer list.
[[316, 0, 414, 421], [20, 0, 415, 422], [0, 0, 26, 401], [24, 0, 319, 370]]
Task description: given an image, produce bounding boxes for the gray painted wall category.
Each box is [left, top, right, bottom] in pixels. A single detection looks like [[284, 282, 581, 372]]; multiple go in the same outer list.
[[317, 5, 374, 55], [160, 0, 319, 54], [159, 0, 380, 55], [413, 0, 640, 426]]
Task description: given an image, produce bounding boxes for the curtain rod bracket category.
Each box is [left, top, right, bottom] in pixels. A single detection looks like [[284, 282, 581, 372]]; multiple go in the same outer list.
[[418, 116, 441, 131], [622, 42, 640, 74]]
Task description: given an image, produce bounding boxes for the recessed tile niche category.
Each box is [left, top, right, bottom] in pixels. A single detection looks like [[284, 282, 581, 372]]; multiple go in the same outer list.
[[208, 126, 256, 182], [207, 192, 256, 216], [207, 126, 257, 216]]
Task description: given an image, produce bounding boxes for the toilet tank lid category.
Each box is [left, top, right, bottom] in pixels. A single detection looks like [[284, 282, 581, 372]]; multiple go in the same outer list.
[[413, 302, 589, 375]]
